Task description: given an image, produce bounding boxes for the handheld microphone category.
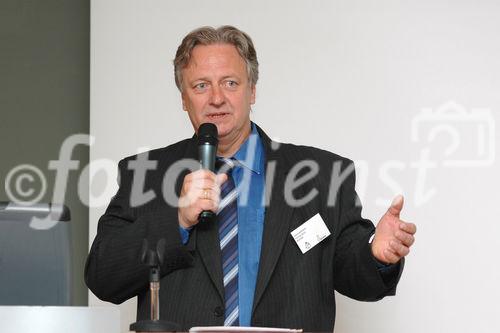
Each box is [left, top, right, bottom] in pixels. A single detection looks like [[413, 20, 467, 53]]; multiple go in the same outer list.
[[197, 123, 218, 222]]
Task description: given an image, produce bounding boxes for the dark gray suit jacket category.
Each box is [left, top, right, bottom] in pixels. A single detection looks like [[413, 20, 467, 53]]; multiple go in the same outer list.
[[85, 125, 403, 331]]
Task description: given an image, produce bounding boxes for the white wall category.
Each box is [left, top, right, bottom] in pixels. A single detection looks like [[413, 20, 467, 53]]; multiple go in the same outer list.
[[90, 1, 500, 332]]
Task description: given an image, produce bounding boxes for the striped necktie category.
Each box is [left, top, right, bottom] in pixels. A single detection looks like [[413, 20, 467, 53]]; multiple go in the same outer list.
[[217, 158, 239, 326]]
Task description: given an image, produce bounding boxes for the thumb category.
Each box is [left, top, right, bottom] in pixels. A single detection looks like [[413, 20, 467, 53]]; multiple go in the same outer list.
[[387, 195, 404, 217], [216, 173, 228, 186]]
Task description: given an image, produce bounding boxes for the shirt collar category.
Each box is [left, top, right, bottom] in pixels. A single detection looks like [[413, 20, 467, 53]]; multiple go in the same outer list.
[[232, 123, 264, 175]]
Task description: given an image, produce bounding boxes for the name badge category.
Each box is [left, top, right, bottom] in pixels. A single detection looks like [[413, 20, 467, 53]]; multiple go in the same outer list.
[[291, 213, 331, 254]]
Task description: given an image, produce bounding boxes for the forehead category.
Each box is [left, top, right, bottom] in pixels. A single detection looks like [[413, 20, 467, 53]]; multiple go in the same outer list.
[[183, 43, 247, 80]]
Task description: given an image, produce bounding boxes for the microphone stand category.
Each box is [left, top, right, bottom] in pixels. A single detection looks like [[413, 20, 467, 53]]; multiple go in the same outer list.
[[130, 239, 181, 332]]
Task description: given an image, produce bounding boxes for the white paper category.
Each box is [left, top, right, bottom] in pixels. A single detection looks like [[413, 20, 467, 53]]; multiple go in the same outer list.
[[190, 327, 302, 333]]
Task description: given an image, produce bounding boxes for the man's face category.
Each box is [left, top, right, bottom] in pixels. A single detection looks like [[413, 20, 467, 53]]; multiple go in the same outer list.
[[181, 43, 256, 142]]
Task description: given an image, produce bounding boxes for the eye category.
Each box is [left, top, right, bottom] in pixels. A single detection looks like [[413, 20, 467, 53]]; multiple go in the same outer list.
[[194, 82, 208, 91], [224, 80, 238, 89]]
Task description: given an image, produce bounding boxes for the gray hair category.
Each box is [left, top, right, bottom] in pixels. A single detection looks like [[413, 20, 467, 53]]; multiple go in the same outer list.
[[174, 25, 259, 91]]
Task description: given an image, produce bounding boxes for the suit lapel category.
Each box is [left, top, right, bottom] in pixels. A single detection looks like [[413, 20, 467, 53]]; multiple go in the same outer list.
[[195, 215, 224, 301], [252, 126, 295, 314], [182, 136, 225, 301]]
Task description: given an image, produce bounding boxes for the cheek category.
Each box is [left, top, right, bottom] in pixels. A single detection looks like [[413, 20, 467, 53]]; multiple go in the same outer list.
[[232, 93, 251, 107], [187, 96, 207, 112]]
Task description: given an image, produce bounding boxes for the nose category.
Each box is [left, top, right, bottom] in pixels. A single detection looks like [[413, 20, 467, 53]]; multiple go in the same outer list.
[[209, 85, 225, 106]]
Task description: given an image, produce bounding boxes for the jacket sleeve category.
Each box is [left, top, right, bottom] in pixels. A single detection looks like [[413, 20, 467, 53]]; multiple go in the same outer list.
[[84, 158, 194, 304], [330, 159, 404, 301]]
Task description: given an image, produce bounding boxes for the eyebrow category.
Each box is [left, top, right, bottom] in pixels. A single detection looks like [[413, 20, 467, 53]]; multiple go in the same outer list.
[[189, 75, 240, 84]]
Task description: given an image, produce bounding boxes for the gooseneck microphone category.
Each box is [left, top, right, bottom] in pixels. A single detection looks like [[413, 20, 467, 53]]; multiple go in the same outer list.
[[129, 239, 181, 332], [197, 123, 218, 222]]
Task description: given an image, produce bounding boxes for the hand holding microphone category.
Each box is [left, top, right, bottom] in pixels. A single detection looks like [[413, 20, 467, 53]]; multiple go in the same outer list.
[[178, 123, 227, 229]]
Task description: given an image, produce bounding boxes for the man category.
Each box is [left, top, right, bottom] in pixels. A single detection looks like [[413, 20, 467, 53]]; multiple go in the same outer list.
[[85, 26, 416, 331]]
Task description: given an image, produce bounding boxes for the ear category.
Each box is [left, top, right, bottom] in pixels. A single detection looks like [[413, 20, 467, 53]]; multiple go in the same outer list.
[[181, 91, 188, 111], [250, 85, 256, 105]]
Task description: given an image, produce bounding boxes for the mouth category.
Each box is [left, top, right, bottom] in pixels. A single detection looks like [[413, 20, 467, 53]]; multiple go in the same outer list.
[[207, 112, 230, 120]]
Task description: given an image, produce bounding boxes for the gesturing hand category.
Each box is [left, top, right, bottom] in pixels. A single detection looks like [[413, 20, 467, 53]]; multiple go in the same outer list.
[[371, 195, 417, 264]]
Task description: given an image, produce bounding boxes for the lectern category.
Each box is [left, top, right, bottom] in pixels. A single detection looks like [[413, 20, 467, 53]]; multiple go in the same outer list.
[[0, 202, 71, 305]]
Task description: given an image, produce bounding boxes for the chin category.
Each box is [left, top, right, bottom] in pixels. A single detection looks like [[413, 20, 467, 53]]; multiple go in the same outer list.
[[215, 126, 232, 138], [210, 121, 230, 135]]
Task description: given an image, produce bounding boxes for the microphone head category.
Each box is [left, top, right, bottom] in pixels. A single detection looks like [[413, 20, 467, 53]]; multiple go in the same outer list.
[[198, 123, 218, 146]]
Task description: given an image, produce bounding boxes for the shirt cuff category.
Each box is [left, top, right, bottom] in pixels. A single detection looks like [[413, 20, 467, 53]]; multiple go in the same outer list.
[[179, 225, 193, 245]]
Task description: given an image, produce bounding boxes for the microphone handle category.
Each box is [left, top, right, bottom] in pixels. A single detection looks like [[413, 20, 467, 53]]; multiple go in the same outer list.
[[199, 143, 216, 171], [199, 143, 216, 222]]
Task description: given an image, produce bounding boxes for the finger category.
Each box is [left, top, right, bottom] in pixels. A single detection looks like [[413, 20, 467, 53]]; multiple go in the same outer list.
[[190, 178, 217, 191], [181, 188, 208, 207], [197, 198, 218, 213], [390, 240, 410, 257], [206, 187, 220, 205], [178, 195, 193, 208], [399, 221, 417, 234], [182, 170, 216, 192], [387, 195, 404, 218], [187, 169, 217, 181], [180, 192, 218, 217], [395, 230, 415, 247], [183, 170, 201, 183], [197, 179, 222, 197], [185, 180, 222, 198], [195, 187, 218, 202], [210, 184, 221, 198], [383, 248, 401, 264], [215, 173, 228, 186]]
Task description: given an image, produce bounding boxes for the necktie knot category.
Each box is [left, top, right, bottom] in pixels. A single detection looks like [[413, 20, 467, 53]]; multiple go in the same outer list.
[[216, 157, 237, 176]]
